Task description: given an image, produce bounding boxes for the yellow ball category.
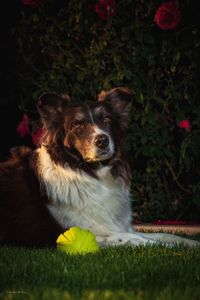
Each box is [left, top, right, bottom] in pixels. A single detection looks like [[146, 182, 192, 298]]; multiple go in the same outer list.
[[56, 226, 100, 255]]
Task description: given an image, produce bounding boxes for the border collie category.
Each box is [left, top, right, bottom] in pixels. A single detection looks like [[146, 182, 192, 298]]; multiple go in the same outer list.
[[0, 87, 199, 248]]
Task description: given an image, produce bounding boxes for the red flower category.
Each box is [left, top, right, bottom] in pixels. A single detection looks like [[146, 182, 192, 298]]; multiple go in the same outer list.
[[16, 114, 30, 137], [21, 0, 42, 8], [95, 0, 116, 20], [154, 1, 181, 30], [31, 127, 44, 146], [177, 119, 191, 132]]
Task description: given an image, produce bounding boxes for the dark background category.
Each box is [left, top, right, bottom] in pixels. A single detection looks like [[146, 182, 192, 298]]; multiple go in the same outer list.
[[0, 2, 19, 161], [0, 1, 24, 162]]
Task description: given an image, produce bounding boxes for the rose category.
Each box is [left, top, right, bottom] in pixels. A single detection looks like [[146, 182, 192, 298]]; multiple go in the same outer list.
[[16, 114, 30, 137], [177, 119, 191, 132], [95, 0, 116, 20], [154, 1, 181, 30], [31, 127, 44, 146], [21, 0, 42, 8]]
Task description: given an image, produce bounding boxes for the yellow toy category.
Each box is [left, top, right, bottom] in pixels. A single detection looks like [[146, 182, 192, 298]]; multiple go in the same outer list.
[[56, 226, 100, 255]]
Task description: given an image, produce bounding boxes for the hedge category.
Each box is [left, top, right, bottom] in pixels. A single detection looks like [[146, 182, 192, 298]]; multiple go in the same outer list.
[[14, 0, 200, 222]]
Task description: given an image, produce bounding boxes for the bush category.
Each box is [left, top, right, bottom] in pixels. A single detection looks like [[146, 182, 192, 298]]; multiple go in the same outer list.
[[14, 0, 200, 221]]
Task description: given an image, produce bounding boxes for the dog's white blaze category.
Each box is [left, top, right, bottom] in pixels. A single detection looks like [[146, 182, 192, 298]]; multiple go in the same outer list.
[[88, 107, 95, 124], [37, 146, 132, 236]]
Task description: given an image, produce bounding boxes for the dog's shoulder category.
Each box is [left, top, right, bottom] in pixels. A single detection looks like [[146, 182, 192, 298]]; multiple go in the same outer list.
[[9, 146, 33, 159], [0, 146, 34, 170], [0, 146, 39, 189], [0, 146, 62, 247]]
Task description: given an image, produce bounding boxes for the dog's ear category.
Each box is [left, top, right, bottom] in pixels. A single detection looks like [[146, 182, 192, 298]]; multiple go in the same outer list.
[[98, 87, 134, 128], [37, 92, 70, 127]]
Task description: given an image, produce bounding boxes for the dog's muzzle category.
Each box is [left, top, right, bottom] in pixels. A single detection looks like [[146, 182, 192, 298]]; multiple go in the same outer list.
[[84, 133, 114, 162], [94, 134, 109, 149]]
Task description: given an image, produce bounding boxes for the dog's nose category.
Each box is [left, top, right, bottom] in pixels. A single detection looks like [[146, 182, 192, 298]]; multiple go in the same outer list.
[[95, 134, 109, 149]]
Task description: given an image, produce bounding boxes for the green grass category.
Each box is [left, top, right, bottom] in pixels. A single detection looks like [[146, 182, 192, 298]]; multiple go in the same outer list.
[[0, 235, 200, 300]]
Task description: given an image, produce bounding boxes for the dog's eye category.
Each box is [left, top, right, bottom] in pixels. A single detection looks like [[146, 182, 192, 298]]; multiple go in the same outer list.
[[103, 117, 111, 124], [72, 121, 84, 129]]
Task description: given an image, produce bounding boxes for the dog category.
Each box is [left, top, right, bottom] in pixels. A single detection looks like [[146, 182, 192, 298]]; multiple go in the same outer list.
[[0, 87, 199, 248]]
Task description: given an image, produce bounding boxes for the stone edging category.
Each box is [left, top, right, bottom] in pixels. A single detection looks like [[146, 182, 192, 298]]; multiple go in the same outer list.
[[134, 224, 200, 235]]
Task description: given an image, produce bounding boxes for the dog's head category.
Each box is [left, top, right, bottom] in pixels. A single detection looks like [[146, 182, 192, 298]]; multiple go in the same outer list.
[[37, 87, 133, 164]]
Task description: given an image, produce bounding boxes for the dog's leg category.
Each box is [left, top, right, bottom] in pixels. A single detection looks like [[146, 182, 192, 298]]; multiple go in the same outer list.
[[134, 232, 200, 247], [96, 231, 200, 247], [96, 232, 159, 247]]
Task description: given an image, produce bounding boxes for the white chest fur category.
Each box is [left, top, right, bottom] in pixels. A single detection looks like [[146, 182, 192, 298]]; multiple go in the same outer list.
[[37, 147, 132, 236]]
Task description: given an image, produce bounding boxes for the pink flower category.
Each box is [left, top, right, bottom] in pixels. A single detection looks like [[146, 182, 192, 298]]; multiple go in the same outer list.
[[154, 1, 182, 30], [177, 119, 191, 132], [95, 0, 116, 20], [31, 127, 44, 146], [21, 0, 42, 8], [16, 114, 30, 137]]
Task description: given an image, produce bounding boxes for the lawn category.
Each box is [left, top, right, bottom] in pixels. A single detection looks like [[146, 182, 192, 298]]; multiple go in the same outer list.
[[0, 235, 200, 300]]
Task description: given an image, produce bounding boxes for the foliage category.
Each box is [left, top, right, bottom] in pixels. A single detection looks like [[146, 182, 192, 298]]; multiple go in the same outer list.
[[14, 0, 200, 221]]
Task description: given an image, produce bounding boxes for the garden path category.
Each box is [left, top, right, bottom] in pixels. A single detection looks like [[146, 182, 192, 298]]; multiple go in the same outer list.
[[134, 224, 200, 235]]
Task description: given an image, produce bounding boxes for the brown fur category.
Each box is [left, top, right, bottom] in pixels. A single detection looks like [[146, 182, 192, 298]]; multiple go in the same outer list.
[[0, 148, 62, 247]]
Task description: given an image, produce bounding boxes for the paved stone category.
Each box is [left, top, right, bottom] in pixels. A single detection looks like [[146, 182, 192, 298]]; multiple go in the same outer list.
[[134, 223, 200, 235]]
